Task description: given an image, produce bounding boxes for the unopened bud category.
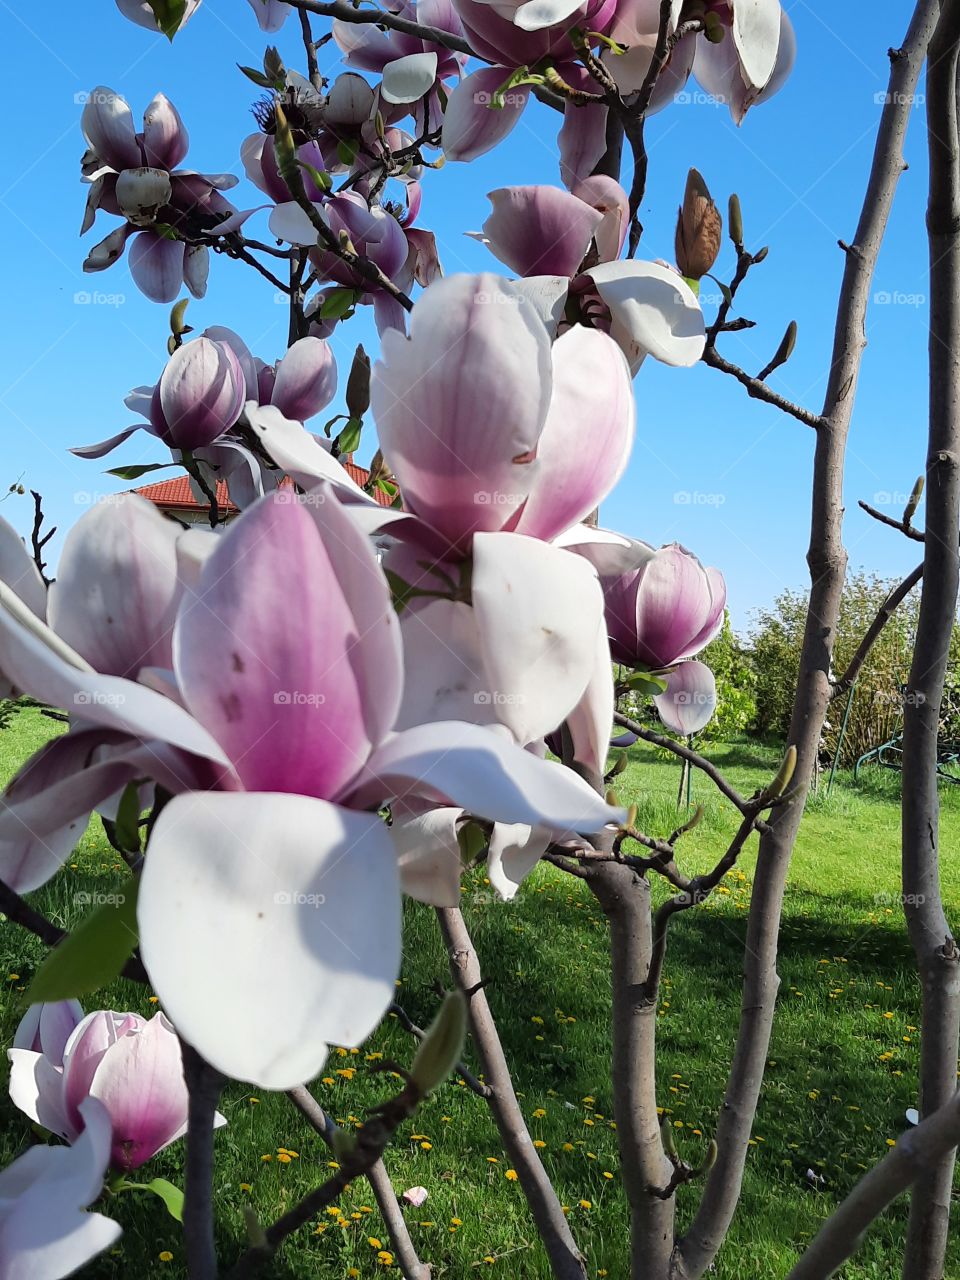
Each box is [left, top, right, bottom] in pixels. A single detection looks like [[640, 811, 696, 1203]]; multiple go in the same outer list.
[[675, 169, 722, 281], [410, 992, 467, 1096], [702, 9, 725, 41], [608, 751, 628, 778], [272, 102, 299, 191], [728, 193, 743, 249], [904, 475, 924, 525], [170, 297, 190, 340], [346, 345, 371, 419], [752, 245, 769, 264], [762, 745, 797, 803]]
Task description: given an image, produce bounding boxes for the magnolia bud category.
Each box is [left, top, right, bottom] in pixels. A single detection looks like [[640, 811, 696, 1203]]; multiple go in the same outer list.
[[675, 169, 722, 281], [904, 475, 924, 525], [272, 102, 299, 192], [410, 992, 467, 1096], [728, 193, 743, 249], [346, 344, 371, 419], [761, 745, 797, 803]]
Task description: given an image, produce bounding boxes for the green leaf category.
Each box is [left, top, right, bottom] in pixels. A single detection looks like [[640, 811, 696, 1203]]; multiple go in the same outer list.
[[113, 782, 143, 854], [115, 1178, 185, 1223], [318, 289, 357, 320], [624, 671, 669, 696], [105, 463, 176, 481], [336, 418, 362, 456], [27, 882, 140, 1003], [336, 139, 359, 167], [148, 0, 187, 39], [299, 160, 332, 192], [384, 569, 416, 612], [238, 64, 275, 89]]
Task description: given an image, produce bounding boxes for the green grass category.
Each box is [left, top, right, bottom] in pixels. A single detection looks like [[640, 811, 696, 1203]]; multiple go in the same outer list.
[[1, 708, 959, 1279]]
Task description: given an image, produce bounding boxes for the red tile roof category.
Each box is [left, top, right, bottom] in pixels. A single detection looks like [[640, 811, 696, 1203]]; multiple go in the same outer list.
[[133, 461, 394, 511]]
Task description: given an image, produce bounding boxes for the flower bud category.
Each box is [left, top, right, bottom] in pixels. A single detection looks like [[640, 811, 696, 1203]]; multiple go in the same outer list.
[[675, 168, 721, 281], [346, 345, 371, 419], [155, 336, 246, 450], [410, 992, 467, 1096]]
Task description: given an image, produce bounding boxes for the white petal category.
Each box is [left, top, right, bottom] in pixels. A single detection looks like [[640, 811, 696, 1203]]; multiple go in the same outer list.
[[390, 805, 463, 906], [471, 533, 604, 745], [396, 599, 496, 731], [487, 822, 551, 900], [138, 792, 401, 1088], [268, 201, 325, 246], [381, 53, 439, 104], [586, 260, 705, 371], [353, 720, 624, 835], [514, 0, 583, 30], [507, 275, 570, 337], [731, 0, 783, 90], [0, 516, 46, 620]]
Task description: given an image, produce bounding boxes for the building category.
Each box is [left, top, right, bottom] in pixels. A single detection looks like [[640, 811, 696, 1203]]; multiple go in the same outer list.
[[132, 461, 393, 524]]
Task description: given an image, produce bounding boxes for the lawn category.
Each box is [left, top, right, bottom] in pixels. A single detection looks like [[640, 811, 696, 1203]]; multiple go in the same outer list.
[[0, 707, 958, 1279]]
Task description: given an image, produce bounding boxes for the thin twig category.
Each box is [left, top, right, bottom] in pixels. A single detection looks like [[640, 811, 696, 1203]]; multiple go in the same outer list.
[[831, 563, 923, 697]]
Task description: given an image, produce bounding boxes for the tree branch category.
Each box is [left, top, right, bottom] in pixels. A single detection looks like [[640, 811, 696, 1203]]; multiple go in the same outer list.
[[831, 563, 924, 698], [787, 1090, 960, 1280], [284, 0, 477, 57], [180, 1042, 224, 1280], [436, 906, 588, 1280]]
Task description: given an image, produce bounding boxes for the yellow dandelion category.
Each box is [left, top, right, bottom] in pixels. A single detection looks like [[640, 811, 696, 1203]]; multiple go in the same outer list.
[[579, 1199, 592, 1210], [368, 1236, 383, 1249], [504, 1169, 519, 1181], [159, 1252, 174, 1263]]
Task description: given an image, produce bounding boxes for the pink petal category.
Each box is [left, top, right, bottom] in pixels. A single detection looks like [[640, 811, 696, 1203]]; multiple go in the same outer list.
[[441, 68, 529, 162], [654, 660, 717, 735], [271, 337, 338, 421], [128, 232, 186, 304], [514, 327, 634, 542], [482, 185, 602, 278]]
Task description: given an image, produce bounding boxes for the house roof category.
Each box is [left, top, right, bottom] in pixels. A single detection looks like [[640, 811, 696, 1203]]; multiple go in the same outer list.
[[133, 461, 394, 511]]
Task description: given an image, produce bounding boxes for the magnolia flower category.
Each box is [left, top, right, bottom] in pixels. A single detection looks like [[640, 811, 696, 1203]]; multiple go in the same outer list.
[[0, 490, 621, 1088], [371, 272, 634, 550], [81, 87, 238, 302], [469, 183, 706, 373], [247, 0, 293, 29], [72, 331, 336, 471], [115, 0, 202, 31], [599, 541, 726, 668], [9, 1008, 207, 1172], [654, 660, 717, 735], [13, 1000, 84, 1066], [608, 0, 795, 124], [333, 0, 467, 131], [0, 1097, 121, 1279]]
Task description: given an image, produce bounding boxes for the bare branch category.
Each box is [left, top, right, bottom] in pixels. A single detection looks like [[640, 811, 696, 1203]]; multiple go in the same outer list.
[[831, 563, 923, 698], [858, 498, 926, 540], [285, 0, 478, 58], [701, 346, 821, 429]]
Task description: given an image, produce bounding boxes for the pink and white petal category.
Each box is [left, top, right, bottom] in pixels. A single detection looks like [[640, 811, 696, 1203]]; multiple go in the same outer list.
[[730, 0, 783, 90], [654, 660, 717, 735], [513, 0, 583, 30], [563, 622, 614, 778], [137, 792, 401, 1088], [514, 327, 634, 542], [0, 584, 232, 768], [555, 523, 641, 576], [332, 19, 397, 70], [471, 533, 605, 744], [0, 516, 46, 620], [174, 492, 374, 799], [353, 720, 624, 835], [142, 93, 189, 170], [558, 101, 609, 190], [128, 232, 186, 304], [396, 599, 496, 731], [70, 426, 142, 460], [585, 259, 705, 371], [441, 69, 529, 162], [183, 244, 209, 299], [570, 175, 629, 262], [508, 275, 570, 336], [246, 0, 292, 30], [271, 337, 338, 422], [603, 31, 695, 109], [7, 1049, 73, 1140], [487, 822, 551, 900], [88, 1015, 188, 1169], [268, 201, 324, 246], [381, 52, 439, 104], [81, 88, 140, 171], [390, 804, 463, 906], [13, 1001, 82, 1059], [203, 326, 260, 400], [482, 186, 602, 278], [48, 494, 181, 678]]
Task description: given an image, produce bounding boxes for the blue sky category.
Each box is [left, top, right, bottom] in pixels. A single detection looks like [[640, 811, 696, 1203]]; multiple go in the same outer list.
[[0, 2, 932, 629]]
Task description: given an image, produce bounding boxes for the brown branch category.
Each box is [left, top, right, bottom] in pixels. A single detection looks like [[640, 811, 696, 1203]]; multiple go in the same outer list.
[[226, 1079, 423, 1279], [180, 1043, 224, 1280], [298, 7, 324, 93], [831, 563, 924, 698], [285, 0, 477, 57], [388, 1000, 491, 1098], [701, 346, 821, 429], [286, 1086, 428, 1279], [436, 906, 588, 1280], [29, 491, 55, 587], [676, 8, 943, 1275], [787, 1090, 960, 1280], [621, 0, 674, 255], [858, 498, 926, 540], [900, 7, 960, 1274]]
